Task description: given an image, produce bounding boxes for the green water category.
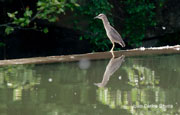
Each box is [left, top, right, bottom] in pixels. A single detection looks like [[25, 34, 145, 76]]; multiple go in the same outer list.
[[0, 54, 180, 115]]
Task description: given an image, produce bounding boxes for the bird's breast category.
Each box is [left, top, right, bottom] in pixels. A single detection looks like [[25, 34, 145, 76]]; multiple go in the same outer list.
[[106, 31, 113, 40]]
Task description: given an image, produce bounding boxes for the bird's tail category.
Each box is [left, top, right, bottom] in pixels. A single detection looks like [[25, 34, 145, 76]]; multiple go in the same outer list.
[[119, 40, 125, 47]]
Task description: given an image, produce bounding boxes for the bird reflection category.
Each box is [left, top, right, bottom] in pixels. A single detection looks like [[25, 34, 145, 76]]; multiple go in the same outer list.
[[94, 54, 125, 88]]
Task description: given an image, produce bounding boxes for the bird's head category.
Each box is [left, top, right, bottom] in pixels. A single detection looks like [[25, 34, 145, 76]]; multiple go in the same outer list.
[[94, 13, 106, 20]]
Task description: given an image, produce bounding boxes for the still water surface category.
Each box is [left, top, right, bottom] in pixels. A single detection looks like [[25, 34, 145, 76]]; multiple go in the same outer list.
[[0, 54, 180, 115]]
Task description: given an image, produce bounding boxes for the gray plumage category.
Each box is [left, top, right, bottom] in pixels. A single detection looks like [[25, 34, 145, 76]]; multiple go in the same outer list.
[[94, 13, 125, 52]]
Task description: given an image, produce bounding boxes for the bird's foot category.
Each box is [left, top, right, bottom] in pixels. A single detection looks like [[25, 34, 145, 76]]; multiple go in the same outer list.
[[110, 50, 114, 52]]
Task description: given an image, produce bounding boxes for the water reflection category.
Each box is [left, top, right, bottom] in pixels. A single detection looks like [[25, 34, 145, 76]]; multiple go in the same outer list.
[[0, 65, 41, 101], [0, 54, 180, 115], [94, 55, 125, 87], [96, 55, 180, 114]]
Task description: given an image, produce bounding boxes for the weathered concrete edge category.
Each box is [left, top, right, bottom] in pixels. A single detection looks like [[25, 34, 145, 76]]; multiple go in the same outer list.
[[0, 45, 180, 66]]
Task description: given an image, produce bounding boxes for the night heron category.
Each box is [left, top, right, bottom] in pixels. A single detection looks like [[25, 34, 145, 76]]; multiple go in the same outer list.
[[94, 13, 125, 52]]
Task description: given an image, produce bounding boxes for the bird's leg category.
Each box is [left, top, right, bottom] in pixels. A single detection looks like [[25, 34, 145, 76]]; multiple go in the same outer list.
[[110, 43, 115, 52]]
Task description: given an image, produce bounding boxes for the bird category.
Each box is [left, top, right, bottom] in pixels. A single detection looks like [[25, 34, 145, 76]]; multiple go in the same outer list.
[[94, 13, 125, 52]]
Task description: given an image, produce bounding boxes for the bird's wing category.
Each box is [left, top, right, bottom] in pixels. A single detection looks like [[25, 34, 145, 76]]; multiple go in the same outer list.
[[109, 26, 125, 47]]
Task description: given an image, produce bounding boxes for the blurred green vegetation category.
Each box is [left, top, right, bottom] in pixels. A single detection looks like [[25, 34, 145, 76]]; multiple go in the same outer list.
[[2, 0, 78, 35], [121, 0, 157, 47]]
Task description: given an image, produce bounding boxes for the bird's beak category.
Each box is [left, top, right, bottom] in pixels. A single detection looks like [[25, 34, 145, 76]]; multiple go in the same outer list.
[[94, 16, 99, 19]]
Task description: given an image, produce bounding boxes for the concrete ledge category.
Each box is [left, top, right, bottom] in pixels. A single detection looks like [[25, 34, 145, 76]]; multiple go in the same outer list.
[[0, 45, 180, 66]]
